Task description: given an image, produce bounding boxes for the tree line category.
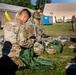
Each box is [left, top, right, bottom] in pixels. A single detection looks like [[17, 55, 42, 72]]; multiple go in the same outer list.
[[0, 0, 51, 10]]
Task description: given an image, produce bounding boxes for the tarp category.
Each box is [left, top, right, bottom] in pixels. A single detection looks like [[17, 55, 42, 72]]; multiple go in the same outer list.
[[19, 47, 56, 70]]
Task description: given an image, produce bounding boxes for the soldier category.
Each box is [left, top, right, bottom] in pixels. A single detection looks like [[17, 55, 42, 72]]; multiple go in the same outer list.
[[0, 18, 1, 29], [3, 9, 56, 71], [19, 20, 56, 70], [32, 8, 42, 26], [32, 8, 49, 38], [3, 9, 35, 67], [72, 15, 76, 31], [25, 19, 45, 55]]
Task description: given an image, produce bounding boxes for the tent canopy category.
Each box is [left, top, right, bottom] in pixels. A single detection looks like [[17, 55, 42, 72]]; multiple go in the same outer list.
[[0, 3, 35, 13]]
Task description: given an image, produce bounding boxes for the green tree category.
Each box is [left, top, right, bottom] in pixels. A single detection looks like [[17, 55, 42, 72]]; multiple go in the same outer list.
[[35, 0, 51, 10], [2, 0, 35, 9], [0, 0, 4, 3], [3, 0, 31, 6]]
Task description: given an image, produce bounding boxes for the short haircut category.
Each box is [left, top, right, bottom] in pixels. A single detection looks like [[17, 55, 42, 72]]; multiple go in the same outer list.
[[16, 9, 31, 18], [37, 8, 42, 10]]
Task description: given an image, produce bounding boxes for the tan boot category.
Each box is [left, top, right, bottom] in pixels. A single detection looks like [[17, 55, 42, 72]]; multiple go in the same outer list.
[[11, 57, 26, 69]]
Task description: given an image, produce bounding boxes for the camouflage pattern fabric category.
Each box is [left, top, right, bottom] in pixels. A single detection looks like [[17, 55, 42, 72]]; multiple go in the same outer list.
[[72, 15, 76, 31], [25, 20, 45, 55], [3, 19, 35, 67], [4, 19, 22, 57], [34, 42, 44, 55], [72, 18, 76, 31], [33, 11, 41, 20], [46, 48, 56, 54], [25, 20, 43, 42], [33, 11, 41, 26], [17, 24, 35, 48], [24, 20, 36, 37], [32, 11, 45, 35]]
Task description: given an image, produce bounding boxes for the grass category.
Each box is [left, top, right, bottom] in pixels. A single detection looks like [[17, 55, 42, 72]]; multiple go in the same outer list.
[[16, 46, 75, 75], [42, 23, 76, 37], [0, 23, 76, 75], [16, 23, 76, 75], [2, 23, 75, 75], [42, 23, 71, 30]]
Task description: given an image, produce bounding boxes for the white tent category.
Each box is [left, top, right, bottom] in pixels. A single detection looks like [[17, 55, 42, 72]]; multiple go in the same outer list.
[[43, 3, 76, 23], [0, 3, 35, 26]]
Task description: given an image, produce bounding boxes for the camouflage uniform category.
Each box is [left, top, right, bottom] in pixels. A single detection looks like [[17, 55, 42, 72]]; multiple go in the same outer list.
[[72, 15, 76, 31], [32, 11, 46, 36], [25, 20, 42, 42], [3, 19, 35, 67], [73, 18, 76, 31], [25, 20, 44, 55], [33, 11, 41, 26]]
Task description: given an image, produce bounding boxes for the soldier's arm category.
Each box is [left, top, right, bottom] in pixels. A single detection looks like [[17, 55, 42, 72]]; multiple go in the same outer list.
[[36, 25, 42, 36], [35, 25, 43, 42], [17, 25, 35, 48]]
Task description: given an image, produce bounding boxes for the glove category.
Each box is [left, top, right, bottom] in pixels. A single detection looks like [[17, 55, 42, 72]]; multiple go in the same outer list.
[[30, 36, 36, 39]]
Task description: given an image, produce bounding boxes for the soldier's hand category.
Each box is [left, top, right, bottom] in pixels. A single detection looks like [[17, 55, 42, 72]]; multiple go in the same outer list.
[[30, 36, 36, 43], [31, 39, 36, 44], [30, 36, 36, 39]]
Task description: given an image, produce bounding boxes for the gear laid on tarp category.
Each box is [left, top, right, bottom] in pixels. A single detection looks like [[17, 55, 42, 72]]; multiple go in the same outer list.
[[19, 47, 56, 70], [46, 40, 63, 54], [34, 42, 44, 55]]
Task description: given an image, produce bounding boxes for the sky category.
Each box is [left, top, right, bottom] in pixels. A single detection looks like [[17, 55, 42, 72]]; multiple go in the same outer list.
[[31, 0, 37, 5], [31, 0, 76, 5]]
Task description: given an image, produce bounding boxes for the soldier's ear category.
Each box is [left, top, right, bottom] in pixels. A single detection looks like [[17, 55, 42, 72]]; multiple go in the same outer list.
[[15, 13, 19, 19]]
